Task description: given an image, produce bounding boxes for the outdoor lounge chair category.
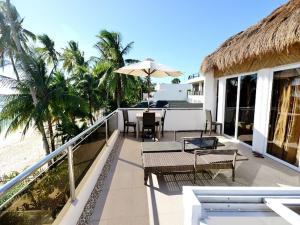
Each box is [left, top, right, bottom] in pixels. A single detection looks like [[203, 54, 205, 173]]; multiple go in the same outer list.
[[193, 149, 237, 183], [142, 149, 245, 185]]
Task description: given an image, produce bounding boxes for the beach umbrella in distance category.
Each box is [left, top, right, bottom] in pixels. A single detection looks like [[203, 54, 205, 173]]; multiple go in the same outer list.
[[114, 58, 182, 110]]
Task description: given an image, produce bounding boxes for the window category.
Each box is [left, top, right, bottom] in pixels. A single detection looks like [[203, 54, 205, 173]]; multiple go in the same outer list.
[[267, 68, 300, 167], [237, 74, 257, 145], [224, 77, 238, 137]]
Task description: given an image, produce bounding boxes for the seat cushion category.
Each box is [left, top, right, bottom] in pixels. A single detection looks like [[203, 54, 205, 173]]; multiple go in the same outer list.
[[125, 121, 136, 126]]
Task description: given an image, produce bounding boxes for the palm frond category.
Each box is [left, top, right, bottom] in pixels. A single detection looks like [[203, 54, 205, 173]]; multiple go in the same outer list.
[[0, 74, 18, 88]]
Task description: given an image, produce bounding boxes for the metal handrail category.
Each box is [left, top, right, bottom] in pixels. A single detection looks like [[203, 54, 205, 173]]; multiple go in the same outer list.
[[188, 90, 204, 96], [188, 73, 201, 80], [0, 110, 118, 199]]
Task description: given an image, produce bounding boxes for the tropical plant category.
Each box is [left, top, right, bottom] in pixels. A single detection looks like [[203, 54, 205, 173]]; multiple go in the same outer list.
[[0, 50, 89, 154], [0, 0, 35, 81], [61, 40, 86, 74], [171, 78, 180, 84], [36, 34, 59, 69], [94, 30, 140, 108]]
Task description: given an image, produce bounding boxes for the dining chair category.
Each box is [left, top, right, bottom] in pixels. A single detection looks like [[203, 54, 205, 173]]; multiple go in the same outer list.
[[205, 110, 223, 135], [155, 109, 167, 137], [142, 112, 156, 142], [122, 109, 136, 137]]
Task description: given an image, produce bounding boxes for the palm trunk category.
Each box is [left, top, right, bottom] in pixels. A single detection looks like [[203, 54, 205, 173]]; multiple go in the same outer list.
[[6, 0, 51, 155], [37, 123, 51, 155], [116, 75, 122, 108], [9, 51, 20, 81], [88, 93, 94, 125], [47, 118, 55, 151]]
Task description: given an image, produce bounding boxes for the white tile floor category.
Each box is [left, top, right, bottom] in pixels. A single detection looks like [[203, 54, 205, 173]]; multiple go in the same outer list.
[[88, 132, 300, 225]]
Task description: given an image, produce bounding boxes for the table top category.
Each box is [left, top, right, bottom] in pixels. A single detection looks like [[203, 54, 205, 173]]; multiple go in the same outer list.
[[141, 141, 215, 153]]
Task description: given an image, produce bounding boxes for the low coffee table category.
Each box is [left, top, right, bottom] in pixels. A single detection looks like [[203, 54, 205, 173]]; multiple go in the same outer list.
[[141, 140, 225, 154]]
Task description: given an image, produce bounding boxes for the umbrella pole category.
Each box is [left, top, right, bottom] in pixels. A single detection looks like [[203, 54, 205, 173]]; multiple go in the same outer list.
[[147, 74, 150, 111]]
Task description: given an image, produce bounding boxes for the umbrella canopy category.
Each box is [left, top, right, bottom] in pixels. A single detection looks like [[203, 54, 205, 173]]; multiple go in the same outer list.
[[114, 58, 182, 110], [114, 58, 182, 78]]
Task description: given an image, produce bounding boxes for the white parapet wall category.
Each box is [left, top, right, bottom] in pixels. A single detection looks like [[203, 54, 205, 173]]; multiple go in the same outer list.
[[118, 108, 205, 132], [187, 95, 204, 104], [183, 186, 300, 225]]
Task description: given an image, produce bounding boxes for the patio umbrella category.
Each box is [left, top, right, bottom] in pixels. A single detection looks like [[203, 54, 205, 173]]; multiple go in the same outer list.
[[114, 58, 182, 109]]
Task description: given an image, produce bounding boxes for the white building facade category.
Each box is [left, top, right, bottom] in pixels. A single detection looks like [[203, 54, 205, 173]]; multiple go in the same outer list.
[[186, 74, 205, 104], [152, 83, 191, 101], [200, 0, 300, 172], [203, 63, 300, 172]]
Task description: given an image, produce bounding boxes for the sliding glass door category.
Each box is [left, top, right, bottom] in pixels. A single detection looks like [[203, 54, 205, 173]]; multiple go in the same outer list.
[[224, 77, 238, 137], [267, 68, 300, 167], [237, 74, 257, 145], [224, 74, 257, 145]]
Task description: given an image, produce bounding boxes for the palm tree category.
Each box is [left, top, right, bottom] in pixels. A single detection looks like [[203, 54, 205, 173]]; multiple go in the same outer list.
[[171, 78, 180, 84], [0, 0, 52, 154], [0, 0, 35, 81], [0, 54, 52, 154], [36, 34, 59, 68], [95, 30, 139, 108], [49, 71, 89, 144], [0, 51, 89, 154], [74, 70, 100, 125], [61, 40, 86, 74]]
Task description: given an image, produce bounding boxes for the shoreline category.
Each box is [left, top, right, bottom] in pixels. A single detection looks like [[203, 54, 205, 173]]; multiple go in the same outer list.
[[0, 127, 45, 177]]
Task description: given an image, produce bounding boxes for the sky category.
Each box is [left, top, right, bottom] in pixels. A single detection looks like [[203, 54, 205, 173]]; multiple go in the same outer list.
[[11, 0, 287, 84]]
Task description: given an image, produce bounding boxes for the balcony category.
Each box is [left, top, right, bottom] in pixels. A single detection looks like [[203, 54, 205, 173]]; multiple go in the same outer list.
[[187, 90, 203, 96], [0, 108, 300, 225], [187, 90, 204, 104], [187, 73, 200, 80]]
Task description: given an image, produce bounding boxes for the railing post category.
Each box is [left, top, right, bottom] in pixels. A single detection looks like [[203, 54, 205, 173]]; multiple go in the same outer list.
[[67, 146, 76, 202], [105, 119, 108, 146]]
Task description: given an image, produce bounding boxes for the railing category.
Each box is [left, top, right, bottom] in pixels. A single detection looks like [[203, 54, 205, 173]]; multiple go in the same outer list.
[[0, 110, 118, 224], [188, 90, 203, 96], [118, 108, 205, 132], [188, 73, 200, 80]]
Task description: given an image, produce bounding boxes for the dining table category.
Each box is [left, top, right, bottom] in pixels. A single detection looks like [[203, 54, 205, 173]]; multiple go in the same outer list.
[[136, 112, 162, 139]]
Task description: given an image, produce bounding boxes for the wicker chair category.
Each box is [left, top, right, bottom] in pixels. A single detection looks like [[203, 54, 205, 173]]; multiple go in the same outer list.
[[142, 112, 156, 142], [155, 109, 167, 137], [122, 109, 136, 137]]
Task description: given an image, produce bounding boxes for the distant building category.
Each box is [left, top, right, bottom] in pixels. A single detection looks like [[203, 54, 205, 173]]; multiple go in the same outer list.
[[151, 83, 191, 102], [186, 73, 205, 104]]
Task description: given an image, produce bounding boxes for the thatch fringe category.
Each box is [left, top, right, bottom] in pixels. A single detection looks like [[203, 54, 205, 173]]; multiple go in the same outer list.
[[201, 0, 300, 77]]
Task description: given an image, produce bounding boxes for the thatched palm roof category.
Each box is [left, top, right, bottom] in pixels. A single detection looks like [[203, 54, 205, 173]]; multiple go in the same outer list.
[[201, 0, 300, 77]]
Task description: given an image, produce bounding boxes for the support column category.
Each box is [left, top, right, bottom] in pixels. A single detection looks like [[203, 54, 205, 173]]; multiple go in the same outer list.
[[252, 69, 273, 154], [217, 77, 226, 131], [203, 72, 217, 120]]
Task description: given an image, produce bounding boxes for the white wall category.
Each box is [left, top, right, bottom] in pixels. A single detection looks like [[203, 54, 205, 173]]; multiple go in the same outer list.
[[203, 72, 217, 120], [118, 109, 205, 132], [187, 95, 204, 104], [152, 83, 191, 101]]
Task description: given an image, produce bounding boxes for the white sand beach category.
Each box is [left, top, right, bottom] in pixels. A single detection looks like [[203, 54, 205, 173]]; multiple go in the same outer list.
[[0, 128, 45, 177]]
